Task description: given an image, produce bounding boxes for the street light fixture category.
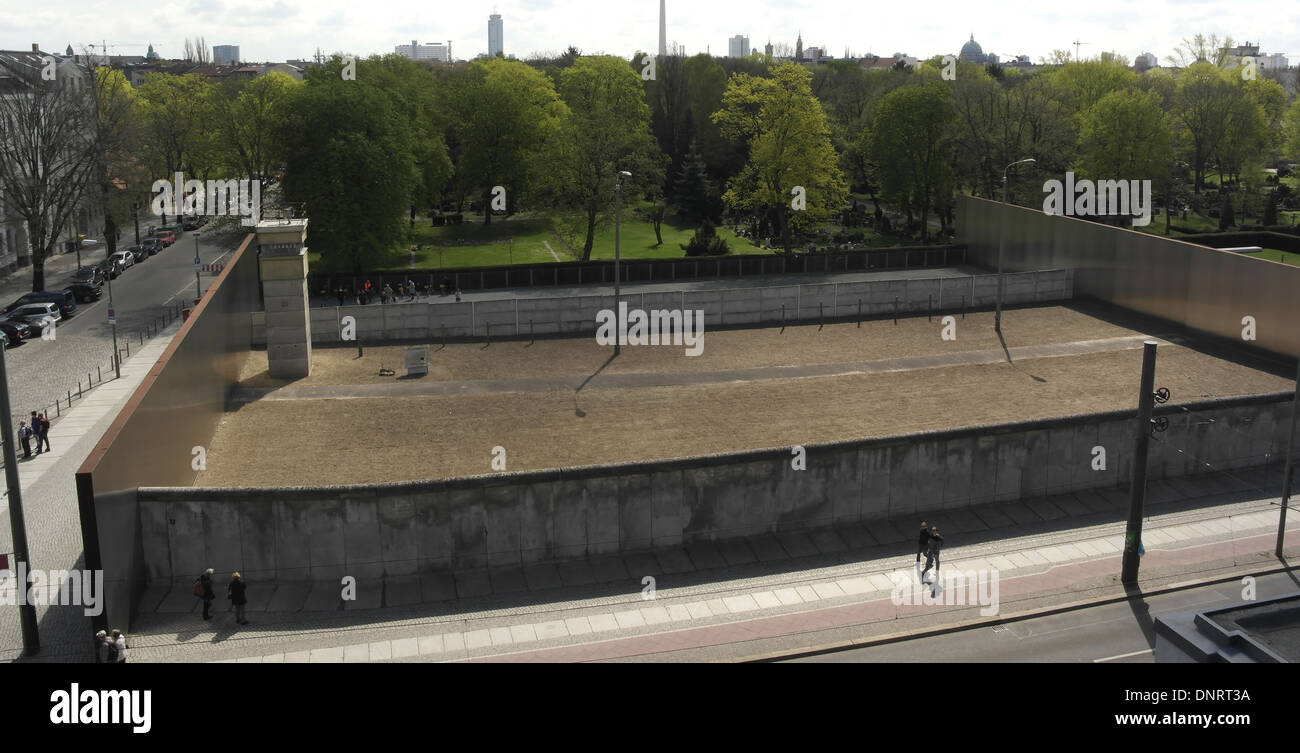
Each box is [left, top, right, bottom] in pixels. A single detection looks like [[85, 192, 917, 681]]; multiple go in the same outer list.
[[614, 170, 632, 356], [193, 231, 203, 303], [995, 158, 1036, 334]]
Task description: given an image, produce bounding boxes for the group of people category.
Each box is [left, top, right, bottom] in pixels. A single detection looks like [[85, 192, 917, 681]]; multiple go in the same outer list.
[[94, 629, 128, 663], [16, 410, 51, 460], [331, 278, 463, 307], [195, 568, 249, 625], [916, 522, 945, 581]]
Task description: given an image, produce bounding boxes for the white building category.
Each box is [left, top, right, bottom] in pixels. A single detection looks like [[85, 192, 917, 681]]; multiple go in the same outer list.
[[1261, 53, 1289, 72], [213, 45, 240, 65], [488, 14, 503, 58], [395, 40, 452, 62], [728, 35, 750, 58]]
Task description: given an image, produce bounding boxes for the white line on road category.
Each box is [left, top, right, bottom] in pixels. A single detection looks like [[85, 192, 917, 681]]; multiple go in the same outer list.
[[1093, 648, 1153, 663]]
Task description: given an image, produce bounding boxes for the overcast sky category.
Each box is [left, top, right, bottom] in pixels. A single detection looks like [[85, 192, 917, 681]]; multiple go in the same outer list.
[[4, 0, 1299, 65]]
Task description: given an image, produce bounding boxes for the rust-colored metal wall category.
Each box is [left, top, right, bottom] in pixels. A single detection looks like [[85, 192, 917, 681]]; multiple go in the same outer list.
[[958, 194, 1300, 359]]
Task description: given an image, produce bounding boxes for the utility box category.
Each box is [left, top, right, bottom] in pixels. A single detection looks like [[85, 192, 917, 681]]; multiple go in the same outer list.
[[404, 347, 429, 377]]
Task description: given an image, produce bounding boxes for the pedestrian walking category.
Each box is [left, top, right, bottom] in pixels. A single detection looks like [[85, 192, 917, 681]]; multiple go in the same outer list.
[[38, 411, 50, 452], [111, 629, 127, 663], [382, 283, 393, 303], [922, 526, 944, 582], [17, 420, 32, 459], [228, 572, 249, 625], [916, 520, 929, 564], [94, 630, 109, 662], [406, 279, 416, 301], [29, 411, 41, 455], [196, 568, 215, 620]]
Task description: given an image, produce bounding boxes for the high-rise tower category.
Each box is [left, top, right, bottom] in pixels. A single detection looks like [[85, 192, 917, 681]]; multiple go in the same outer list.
[[659, 0, 667, 56], [795, 32, 803, 60], [489, 12, 504, 57]]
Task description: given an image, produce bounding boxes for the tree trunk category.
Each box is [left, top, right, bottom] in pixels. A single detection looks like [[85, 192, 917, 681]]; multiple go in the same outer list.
[[483, 188, 492, 226], [581, 207, 597, 262], [28, 218, 48, 292], [652, 208, 663, 247], [778, 204, 792, 256]]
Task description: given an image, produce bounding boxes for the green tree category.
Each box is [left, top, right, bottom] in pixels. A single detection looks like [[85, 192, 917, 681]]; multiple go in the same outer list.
[[277, 56, 418, 273], [1077, 90, 1172, 185], [1171, 63, 1237, 193], [551, 55, 664, 260], [449, 58, 566, 224], [714, 62, 848, 254], [864, 80, 955, 241], [673, 139, 717, 224], [1285, 98, 1300, 163], [137, 73, 217, 222], [208, 71, 300, 187]]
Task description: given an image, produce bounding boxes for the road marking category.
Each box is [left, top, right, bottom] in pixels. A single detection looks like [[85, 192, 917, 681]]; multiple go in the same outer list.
[[1093, 648, 1153, 663]]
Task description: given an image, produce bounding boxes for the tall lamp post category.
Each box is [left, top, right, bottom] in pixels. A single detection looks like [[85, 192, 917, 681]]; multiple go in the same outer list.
[[0, 345, 40, 655], [133, 201, 141, 246], [614, 170, 632, 356], [193, 231, 202, 302], [995, 158, 1036, 334]]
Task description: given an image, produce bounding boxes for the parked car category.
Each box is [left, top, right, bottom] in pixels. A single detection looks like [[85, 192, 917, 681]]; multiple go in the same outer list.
[[126, 245, 147, 263], [6, 290, 75, 318], [159, 223, 184, 238], [79, 238, 103, 250], [181, 216, 203, 231], [140, 237, 161, 255], [110, 249, 135, 271], [66, 282, 103, 303], [8, 302, 62, 330], [150, 230, 176, 247], [0, 320, 30, 346], [96, 257, 121, 280], [73, 266, 105, 286]]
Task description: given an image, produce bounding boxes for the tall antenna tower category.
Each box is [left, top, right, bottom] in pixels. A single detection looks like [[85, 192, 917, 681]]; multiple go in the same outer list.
[[659, 0, 667, 57]]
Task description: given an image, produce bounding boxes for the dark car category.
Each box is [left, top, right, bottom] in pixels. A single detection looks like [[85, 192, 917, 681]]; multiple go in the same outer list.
[[73, 266, 105, 286], [66, 282, 103, 303], [182, 216, 203, 231], [5, 290, 75, 319], [126, 245, 148, 263], [140, 237, 161, 255], [0, 320, 29, 346], [96, 257, 121, 280]]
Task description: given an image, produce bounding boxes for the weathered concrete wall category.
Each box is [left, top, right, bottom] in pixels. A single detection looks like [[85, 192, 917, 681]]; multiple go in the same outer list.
[[254, 270, 1074, 345], [138, 393, 1289, 584]]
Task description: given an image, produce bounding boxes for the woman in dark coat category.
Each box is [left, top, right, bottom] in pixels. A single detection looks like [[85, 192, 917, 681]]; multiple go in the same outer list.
[[228, 572, 249, 625]]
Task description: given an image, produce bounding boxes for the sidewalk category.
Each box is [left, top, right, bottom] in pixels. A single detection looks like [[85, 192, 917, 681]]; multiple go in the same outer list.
[[118, 466, 1299, 663], [0, 320, 182, 661]]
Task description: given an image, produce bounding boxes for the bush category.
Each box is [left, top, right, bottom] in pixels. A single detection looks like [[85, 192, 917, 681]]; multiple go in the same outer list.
[[681, 221, 730, 257]]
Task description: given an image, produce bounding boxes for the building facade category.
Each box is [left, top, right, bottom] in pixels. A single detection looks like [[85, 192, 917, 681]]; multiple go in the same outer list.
[[728, 35, 750, 58], [213, 45, 240, 65], [489, 14, 503, 58], [395, 40, 452, 62]]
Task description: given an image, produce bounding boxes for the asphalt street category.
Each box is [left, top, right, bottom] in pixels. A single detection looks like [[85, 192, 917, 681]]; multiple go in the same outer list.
[[784, 571, 1300, 662]]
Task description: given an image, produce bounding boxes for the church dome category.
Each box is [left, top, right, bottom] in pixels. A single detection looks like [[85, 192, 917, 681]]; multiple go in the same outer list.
[[960, 35, 983, 60]]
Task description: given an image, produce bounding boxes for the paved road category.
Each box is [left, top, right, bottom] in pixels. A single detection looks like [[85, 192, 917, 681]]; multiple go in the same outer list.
[[785, 571, 1300, 663], [1, 226, 244, 433]]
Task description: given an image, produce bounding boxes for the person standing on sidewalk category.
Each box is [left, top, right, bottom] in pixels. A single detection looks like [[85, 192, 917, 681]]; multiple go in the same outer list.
[[17, 420, 32, 459], [37, 411, 51, 452], [227, 572, 249, 625], [916, 521, 929, 564], [111, 629, 127, 663], [922, 526, 944, 582], [198, 568, 215, 620], [94, 630, 109, 662], [29, 411, 42, 455]]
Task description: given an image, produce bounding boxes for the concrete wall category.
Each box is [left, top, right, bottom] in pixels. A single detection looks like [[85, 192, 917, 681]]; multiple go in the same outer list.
[[138, 393, 1289, 584], [958, 194, 1300, 360], [75, 234, 261, 631], [256, 270, 1074, 345]]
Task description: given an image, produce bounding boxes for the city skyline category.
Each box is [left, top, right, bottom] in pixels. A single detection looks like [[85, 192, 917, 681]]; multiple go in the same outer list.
[[2, 0, 1299, 67]]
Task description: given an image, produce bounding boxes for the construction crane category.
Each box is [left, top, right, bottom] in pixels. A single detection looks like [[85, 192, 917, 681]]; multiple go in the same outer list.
[[85, 41, 150, 65], [1072, 40, 1089, 62]]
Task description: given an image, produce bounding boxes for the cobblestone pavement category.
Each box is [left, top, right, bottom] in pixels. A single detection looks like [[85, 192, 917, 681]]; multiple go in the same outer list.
[[0, 324, 180, 662]]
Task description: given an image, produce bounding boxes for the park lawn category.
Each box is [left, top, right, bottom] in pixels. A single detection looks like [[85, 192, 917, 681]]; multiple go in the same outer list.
[[1243, 249, 1300, 266], [583, 218, 764, 261]]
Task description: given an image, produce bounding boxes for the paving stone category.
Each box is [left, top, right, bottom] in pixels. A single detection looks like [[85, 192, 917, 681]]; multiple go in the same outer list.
[[342, 644, 368, 663], [564, 616, 593, 635], [836, 577, 875, 595], [391, 638, 419, 658], [488, 627, 513, 646], [812, 582, 846, 599], [866, 520, 907, 544], [624, 553, 661, 579], [590, 556, 629, 584], [774, 530, 816, 559], [442, 633, 465, 653], [1052, 494, 1092, 517], [723, 595, 760, 613], [654, 549, 695, 574], [488, 568, 527, 595], [509, 624, 537, 643], [666, 604, 693, 621], [310, 647, 344, 662], [535, 620, 569, 640], [614, 610, 646, 628], [368, 641, 392, 661], [752, 591, 783, 608], [836, 524, 877, 550], [809, 529, 848, 554], [773, 588, 804, 606], [555, 560, 596, 587], [1001, 503, 1041, 525], [588, 614, 619, 632], [748, 534, 789, 562], [640, 606, 672, 625], [523, 563, 563, 592], [684, 542, 727, 571], [972, 506, 1014, 529], [384, 576, 421, 607], [718, 539, 757, 566], [454, 571, 493, 599], [684, 601, 712, 619], [419, 573, 457, 603], [1025, 498, 1067, 521], [464, 629, 493, 650]]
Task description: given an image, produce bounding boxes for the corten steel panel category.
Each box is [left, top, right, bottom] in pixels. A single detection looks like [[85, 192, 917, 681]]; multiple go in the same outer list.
[[958, 194, 1300, 359], [75, 233, 260, 629]]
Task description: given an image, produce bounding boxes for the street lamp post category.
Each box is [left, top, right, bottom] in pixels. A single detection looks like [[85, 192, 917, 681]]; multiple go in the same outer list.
[[0, 344, 40, 655], [133, 202, 141, 246], [614, 170, 632, 356], [193, 232, 202, 302], [996, 158, 1036, 334]]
